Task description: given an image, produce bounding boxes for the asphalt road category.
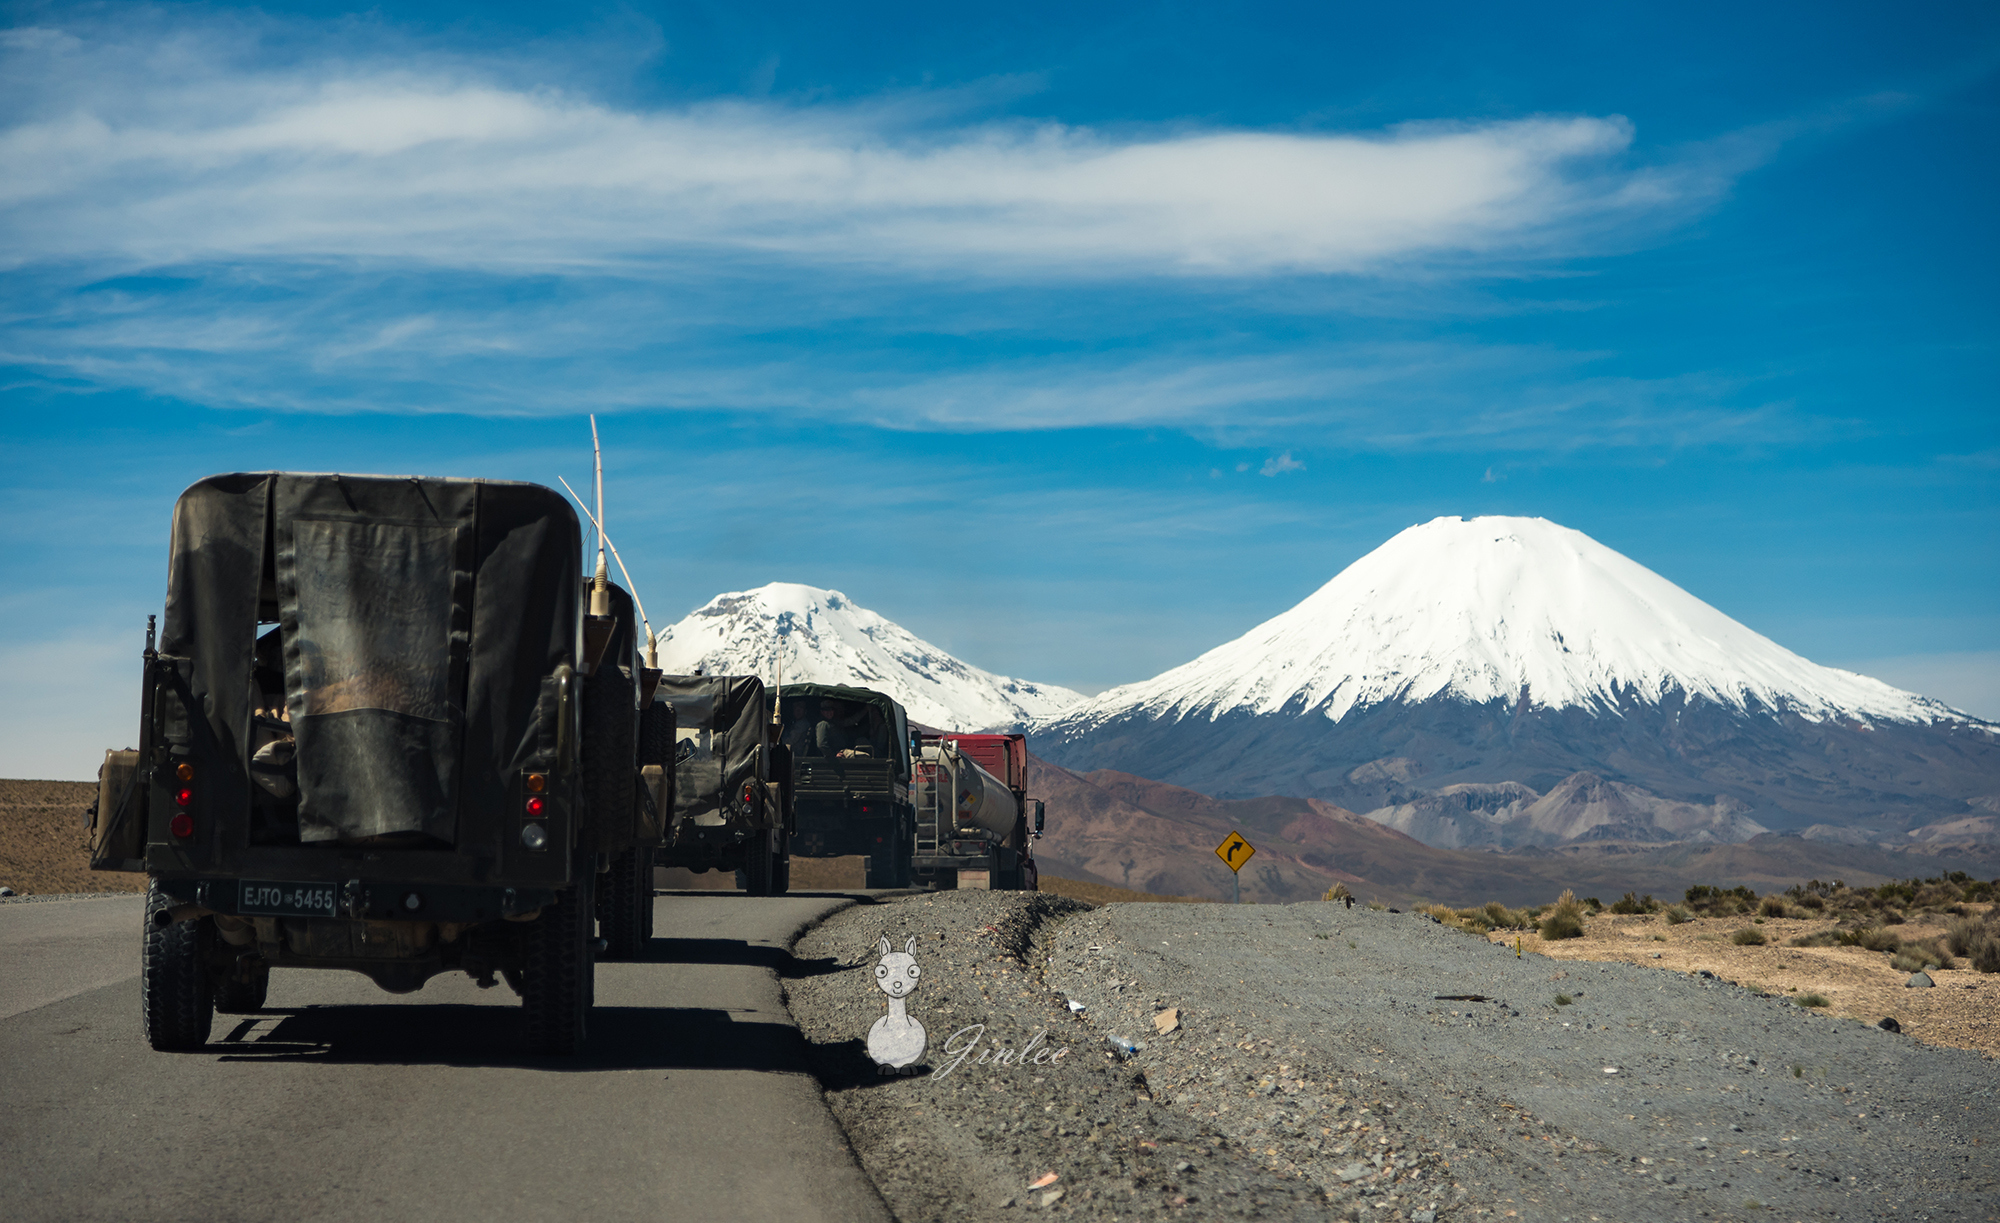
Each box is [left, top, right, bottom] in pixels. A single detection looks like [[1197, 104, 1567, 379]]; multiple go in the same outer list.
[[0, 892, 891, 1223]]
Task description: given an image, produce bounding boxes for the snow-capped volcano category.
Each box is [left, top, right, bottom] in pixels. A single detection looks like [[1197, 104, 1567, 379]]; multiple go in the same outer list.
[[1052, 515, 1959, 731], [654, 582, 1082, 732], [1033, 516, 1999, 839]]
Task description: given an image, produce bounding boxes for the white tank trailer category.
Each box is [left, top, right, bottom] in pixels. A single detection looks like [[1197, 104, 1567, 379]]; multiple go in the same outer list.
[[933, 742, 1017, 839], [911, 734, 1042, 891]]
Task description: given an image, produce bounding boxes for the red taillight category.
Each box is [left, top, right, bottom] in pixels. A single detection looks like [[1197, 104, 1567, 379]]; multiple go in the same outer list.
[[169, 813, 194, 839], [175, 788, 193, 807], [525, 796, 545, 816], [742, 781, 757, 804]]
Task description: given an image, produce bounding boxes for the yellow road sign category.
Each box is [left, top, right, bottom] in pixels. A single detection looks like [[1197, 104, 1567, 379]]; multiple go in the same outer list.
[[1214, 830, 1255, 873]]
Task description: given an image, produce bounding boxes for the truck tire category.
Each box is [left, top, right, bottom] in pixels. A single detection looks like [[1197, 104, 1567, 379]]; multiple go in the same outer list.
[[769, 834, 790, 896], [142, 881, 214, 1051], [742, 839, 774, 896], [598, 846, 652, 959], [214, 961, 270, 1014], [581, 663, 637, 849], [523, 872, 593, 1055]]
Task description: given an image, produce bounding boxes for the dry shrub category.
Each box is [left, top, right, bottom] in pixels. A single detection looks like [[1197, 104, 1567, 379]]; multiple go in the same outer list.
[[1540, 890, 1587, 941], [1944, 912, 2000, 972], [1664, 905, 1694, 925], [1893, 942, 1953, 973], [1323, 883, 1353, 903], [1758, 896, 1788, 918], [1686, 884, 1758, 916], [1795, 993, 1830, 1008], [1789, 930, 1841, 948], [1859, 927, 1902, 953], [1972, 933, 2000, 975], [1731, 928, 1768, 946]]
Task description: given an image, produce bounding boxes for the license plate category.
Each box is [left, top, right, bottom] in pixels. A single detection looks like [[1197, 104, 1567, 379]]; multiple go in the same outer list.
[[239, 880, 338, 918]]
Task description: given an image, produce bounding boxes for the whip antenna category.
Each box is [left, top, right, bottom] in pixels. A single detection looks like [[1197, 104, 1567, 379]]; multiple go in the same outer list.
[[587, 415, 611, 620], [558, 474, 655, 665]]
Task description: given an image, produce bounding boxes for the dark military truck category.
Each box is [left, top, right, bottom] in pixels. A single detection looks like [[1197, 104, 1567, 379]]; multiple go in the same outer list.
[[779, 683, 914, 888], [655, 676, 791, 894], [912, 733, 1043, 891], [88, 473, 658, 1055]]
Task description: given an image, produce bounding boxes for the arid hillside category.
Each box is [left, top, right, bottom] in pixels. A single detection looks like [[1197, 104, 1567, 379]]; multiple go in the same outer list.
[[0, 780, 143, 896], [1028, 756, 2000, 908]]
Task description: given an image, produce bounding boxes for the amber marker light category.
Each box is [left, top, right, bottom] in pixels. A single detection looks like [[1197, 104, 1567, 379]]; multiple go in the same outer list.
[[525, 773, 547, 793], [175, 762, 194, 781]]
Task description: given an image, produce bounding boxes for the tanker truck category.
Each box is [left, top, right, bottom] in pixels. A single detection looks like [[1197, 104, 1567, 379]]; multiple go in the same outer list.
[[912, 733, 1044, 891]]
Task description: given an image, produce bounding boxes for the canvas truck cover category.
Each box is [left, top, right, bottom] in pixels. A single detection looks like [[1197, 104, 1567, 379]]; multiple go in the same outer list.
[[780, 683, 911, 779], [165, 473, 580, 846], [657, 675, 769, 825]]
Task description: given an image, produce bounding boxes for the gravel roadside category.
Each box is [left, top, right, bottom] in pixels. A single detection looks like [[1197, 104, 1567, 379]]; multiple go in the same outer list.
[[787, 893, 1999, 1222]]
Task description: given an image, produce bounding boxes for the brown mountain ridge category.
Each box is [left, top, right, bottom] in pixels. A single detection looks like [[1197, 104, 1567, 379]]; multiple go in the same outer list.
[[1026, 754, 1999, 908]]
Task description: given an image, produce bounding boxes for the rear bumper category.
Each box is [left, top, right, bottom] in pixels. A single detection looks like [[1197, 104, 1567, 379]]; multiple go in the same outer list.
[[152, 876, 559, 923]]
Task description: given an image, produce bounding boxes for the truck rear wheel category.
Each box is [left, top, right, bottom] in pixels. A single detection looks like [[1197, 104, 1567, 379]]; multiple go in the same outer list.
[[523, 872, 593, 1055], [142, 881, 214, 1051], [769, 835, 790, 896], [214, 961, 270, 1014], [598, 846, 653, 959], [741, 840, 774, 896]]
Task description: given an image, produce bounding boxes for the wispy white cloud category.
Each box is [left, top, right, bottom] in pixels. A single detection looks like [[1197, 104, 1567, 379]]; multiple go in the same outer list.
[[1, 16, 1728, 279], [1259, 451, 1305, 476]]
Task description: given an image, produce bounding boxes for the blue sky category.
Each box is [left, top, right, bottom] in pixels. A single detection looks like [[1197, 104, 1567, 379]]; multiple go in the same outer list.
[[3, 1, 1996, 777]]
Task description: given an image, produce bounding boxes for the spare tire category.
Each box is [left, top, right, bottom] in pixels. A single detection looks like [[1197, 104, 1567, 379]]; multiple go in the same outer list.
[[524, 871, 593, 1055], [581, 663, 637, 850], [142, 880, 214, 1051]]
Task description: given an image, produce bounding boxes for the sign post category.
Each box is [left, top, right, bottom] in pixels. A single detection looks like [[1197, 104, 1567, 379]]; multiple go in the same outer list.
[[1213, 830, 1255, 904]]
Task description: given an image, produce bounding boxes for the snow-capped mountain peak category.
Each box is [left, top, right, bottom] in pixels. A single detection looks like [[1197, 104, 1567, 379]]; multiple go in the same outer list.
[[654, 582, 1083, 732], [1045, 515, 1961, 730]]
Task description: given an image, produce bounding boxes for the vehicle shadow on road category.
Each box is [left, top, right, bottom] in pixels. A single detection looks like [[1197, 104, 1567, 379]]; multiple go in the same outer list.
[[801, 1032, 935, 1092], [646, 936, 854, 980], [209, 1004, 817, 1072]]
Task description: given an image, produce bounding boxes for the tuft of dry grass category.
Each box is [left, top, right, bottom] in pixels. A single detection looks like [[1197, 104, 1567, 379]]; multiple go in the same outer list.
[[1731, 928, 1768, 946], [1322, 883, 1353, 903], [1945, 914, 2000, 973], [1795, 993, 1830, 1008], [1540, 889, 1587, 941]]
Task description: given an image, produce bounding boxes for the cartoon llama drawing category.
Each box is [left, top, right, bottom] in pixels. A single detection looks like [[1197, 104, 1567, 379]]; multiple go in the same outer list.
[[867, 935, 926, 1068]]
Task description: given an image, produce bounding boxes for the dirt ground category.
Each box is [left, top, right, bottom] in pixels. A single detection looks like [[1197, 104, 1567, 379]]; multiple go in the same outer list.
[[0, 780, 143, 897], [1491, 908, 1998, 1058]]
